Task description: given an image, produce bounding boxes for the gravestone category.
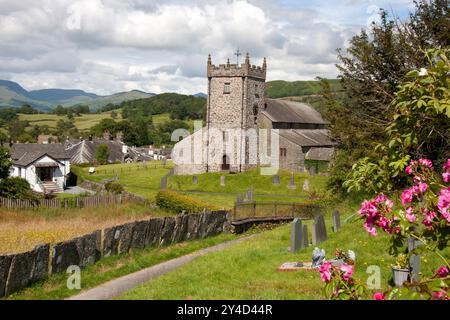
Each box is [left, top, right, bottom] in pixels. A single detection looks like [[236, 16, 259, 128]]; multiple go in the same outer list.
[[192, 176, 198, 184], [290, 218, 303, 253], [246, 187, 253, 202], [309, 167, 315, 176], [273, 175, 280, 185], [302, 179, 310, 192], [312, 215, 327, 245], [160, 176, 167, 189], [332, 210, 341, 232], [236, 194, 243, 205], [408, 236, 421, 283], [302, 225, 309, 247], [288, 173, 296, 189], [220, 175, 225, 186]]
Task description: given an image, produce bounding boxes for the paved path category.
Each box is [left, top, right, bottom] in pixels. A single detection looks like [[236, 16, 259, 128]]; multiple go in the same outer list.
[[66, 235, 255, 300], [63, 186, 96, 195]]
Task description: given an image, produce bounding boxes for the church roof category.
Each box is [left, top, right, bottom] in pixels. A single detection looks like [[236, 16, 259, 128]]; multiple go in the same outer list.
[[305, 147, 335, 161], [262, 99, 327, 124], [277, 129, 335, 147]]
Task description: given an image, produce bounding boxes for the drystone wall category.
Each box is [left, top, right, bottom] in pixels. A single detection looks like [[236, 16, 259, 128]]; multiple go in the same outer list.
[[0, 211, 228, 297]]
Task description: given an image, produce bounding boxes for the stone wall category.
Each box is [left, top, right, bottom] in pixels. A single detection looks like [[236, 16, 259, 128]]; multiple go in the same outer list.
[[0, 211, 228, 297]]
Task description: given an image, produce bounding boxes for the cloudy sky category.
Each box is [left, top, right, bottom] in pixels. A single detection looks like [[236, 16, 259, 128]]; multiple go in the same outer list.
[[0, 0, 415, 95]]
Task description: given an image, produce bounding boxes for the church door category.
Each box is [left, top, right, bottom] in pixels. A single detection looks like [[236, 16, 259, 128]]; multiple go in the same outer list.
[[221, 155, 230, 171]]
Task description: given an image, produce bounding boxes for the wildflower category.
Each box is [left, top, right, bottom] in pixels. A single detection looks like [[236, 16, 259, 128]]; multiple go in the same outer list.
[[418, 68, 428, 76], [319, 262, 333, 283], [418, 158, 432, 168], [364, 221, 377, 236], [373, 292, 385, 300], [340, 263, 354, 281], [405, 165, 412, 175], [422, 211, 436, 228], [417, 182, 428, 193]]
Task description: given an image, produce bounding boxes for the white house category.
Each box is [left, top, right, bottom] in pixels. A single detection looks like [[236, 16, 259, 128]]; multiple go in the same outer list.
[[9, 143, 71, 193]]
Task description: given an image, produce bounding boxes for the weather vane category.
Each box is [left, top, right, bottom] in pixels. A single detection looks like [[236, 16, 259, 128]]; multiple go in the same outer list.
[[234, 48, 242, 65]]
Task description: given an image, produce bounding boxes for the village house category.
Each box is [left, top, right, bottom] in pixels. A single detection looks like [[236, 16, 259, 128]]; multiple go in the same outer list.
[[8, 143, 71, 193]]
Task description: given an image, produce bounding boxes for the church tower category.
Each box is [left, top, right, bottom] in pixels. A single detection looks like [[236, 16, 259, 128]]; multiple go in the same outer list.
[[205, 53, 266, 172]]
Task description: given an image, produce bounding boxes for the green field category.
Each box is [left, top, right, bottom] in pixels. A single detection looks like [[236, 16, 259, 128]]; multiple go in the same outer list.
[[19, 111, 123, 131], [74, 161, 174, 201]]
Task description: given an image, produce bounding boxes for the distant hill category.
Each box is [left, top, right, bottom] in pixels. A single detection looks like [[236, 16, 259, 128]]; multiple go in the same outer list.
[[265, 79, 341, 98], [0, 80, 154, 111], [192, 92, 207, 98]]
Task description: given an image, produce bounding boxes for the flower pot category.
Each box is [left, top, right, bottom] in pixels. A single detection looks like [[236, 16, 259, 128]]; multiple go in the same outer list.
[[392, 267, 410, 287]]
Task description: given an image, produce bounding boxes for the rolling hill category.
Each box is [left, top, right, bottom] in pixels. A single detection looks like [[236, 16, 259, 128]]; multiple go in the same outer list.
[[265, 79, 341, 98], [0, 80, 154, 111]]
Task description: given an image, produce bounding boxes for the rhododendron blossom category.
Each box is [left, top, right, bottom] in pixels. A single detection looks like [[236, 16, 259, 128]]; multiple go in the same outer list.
[[373, 292, 385, 300], [340, 264, 354, 281], [437, 266, 449, 278], [405, 207, 417, 223], [437, 187, 450, 222], [319, 262, 332, 283], [419, 158, 433, 169], [401, 188, 413, 205]]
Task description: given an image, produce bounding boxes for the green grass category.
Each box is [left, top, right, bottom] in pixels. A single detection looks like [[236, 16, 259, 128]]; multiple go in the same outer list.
[[119, 202, 449, 300], [168, 169, 328, 208], [75, 161, 174, 201], [5, 232, 241, 300]]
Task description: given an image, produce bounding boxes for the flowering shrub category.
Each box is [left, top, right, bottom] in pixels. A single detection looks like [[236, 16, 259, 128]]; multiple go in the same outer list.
[[320, 262, 366, 300], [320, 158, 449, 300]]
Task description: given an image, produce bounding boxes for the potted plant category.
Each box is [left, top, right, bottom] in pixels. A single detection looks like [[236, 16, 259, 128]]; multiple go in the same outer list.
[[392, 254, 410, 287]]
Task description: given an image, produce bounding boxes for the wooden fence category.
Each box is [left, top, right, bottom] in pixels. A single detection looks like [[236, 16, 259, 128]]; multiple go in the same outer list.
[[0, 193, 147, 210], [232, 201, 323, 222], [93, 163, 170, 175]]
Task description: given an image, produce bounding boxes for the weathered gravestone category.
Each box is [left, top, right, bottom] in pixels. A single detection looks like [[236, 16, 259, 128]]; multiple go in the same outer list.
[[288, 173, 296, 189], [246, 187, 253, 202], [309, 167, 315, 176], [303, 225, 309, 247], [332, 210, 341, 232], [220, 175, 226, 186], [302, 179, 310, 192], [236, 194, 243, 205], [312, 215, 327, 245], [290, 218, 303, 253], [160, 176, 168, 189], [408, 236, 421, 283], [273, 175, 280, 185], [192, 175, 198, 184]]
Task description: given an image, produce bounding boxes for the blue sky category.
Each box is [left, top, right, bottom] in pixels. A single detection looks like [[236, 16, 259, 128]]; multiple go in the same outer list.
[[0, 0, 416, 95]]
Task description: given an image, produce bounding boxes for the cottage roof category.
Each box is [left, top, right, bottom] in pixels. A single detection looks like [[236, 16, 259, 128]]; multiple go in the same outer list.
[[10, 143, 69, 167], [262, 99, 328, 124]]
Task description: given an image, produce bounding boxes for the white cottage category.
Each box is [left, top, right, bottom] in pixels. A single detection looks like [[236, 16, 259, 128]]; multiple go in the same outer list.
[[9, 143, 71, 193]]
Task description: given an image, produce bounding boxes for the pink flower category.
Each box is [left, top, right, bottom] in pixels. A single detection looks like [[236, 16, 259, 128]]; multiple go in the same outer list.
[[437, 187, 450, 222], [417, 182, 428, 193], [340, 263, 354, 281], [385, 199, 393, 210], [405, 165, 412, 175], [378, 216, 389, 228], [401, 188, 413, 205], [405, 207, 417, 223], [433, 290, 448, 300], [364, 221, 377, 236], [437, 266, 449, 278], [418, 158, 433, 168], [319, 262, 333, 283], [422, 211, 436, 228], [443, 159, 450, 172], [443, 172, 450, 183], [375, 194, 387, 203], [373, 292, 385, 300]]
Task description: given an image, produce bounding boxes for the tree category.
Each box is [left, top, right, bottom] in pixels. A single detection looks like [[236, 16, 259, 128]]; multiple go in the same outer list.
[[0, 147, 11, 180], [111, 110, 117, 119], [53, 105, 66, 116], [95, 144, 110, 165], [324, 0, 450, 192]]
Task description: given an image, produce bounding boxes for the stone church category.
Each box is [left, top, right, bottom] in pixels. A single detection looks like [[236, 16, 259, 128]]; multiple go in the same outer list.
[[171, 54, 334, 175]]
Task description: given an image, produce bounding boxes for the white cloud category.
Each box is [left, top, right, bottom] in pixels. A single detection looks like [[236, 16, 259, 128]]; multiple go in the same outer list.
[[0, 0, 415, 94]]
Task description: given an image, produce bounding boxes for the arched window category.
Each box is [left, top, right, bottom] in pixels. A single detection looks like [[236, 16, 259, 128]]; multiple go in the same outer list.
[[253, 103, 258, 124]]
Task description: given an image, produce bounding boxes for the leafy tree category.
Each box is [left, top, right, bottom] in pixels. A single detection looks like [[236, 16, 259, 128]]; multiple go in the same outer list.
[[95, 144, 110, 165], [7, 120, 28, 141], [0, 177, 33, 199], [111, 110, 117, 119], [0, 147, 12, 180], [324, 0, 450, 192], [53, 105, 66, 116], [18, 104, 37, 114]]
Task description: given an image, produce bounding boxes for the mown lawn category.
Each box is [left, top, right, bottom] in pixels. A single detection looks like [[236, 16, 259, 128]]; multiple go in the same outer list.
[[5, 232, 241, 300], [74, 161, 173, 201], [119, 202, 449, 300]]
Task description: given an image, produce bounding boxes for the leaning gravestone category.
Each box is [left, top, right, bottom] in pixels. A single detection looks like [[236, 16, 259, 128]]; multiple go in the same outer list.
[[273, 175, 280, 185], [192, 175, 198, 185], [302, 179, 310, 192], [290, 218, 303, 253], [332, 210, 341, 232], [246, 187, 253, 202], [220, 175, 226, 186]]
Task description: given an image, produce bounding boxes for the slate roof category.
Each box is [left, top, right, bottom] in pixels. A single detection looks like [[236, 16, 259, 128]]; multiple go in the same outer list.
[[65, 139, 152, 164], [305, 147, 335, 161], [277, 129, 335, 147], [10, 143, 70, 167], [262, 99, 328, 124]]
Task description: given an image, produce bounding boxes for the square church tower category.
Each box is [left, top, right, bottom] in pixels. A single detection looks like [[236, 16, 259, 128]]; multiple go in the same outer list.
[[205, 53, 266, 172]]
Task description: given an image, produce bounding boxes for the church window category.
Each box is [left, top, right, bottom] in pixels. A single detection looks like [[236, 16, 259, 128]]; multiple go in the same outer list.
[[253, 103, 258, 124], [223, 83, 231, 94], [280, 148, 287, 157]]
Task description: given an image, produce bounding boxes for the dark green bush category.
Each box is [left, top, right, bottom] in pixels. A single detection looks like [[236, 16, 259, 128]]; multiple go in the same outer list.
[[0, 177, 37, 199], [156, 189, 217, 213], [105, 181, 124, 194]]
